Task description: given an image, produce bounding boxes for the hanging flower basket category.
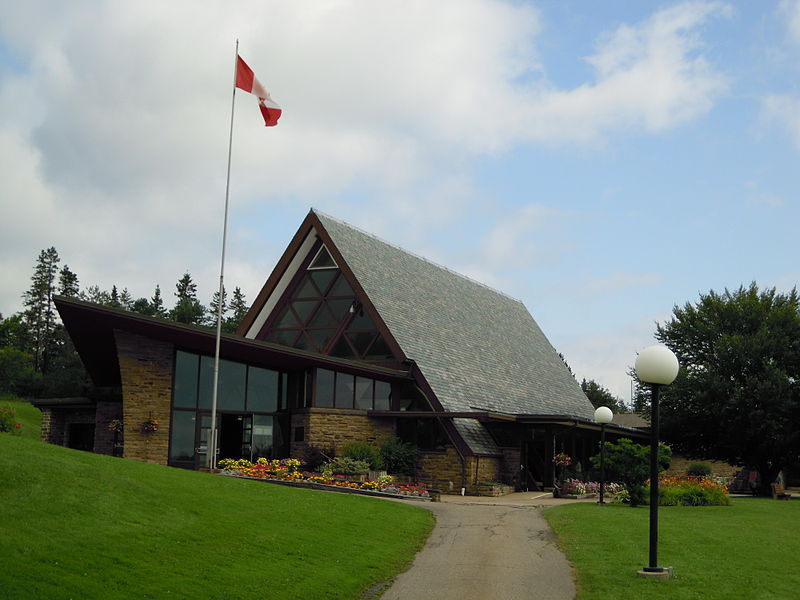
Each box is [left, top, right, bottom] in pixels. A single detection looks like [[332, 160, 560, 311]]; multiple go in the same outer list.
[[141, 418, 159, 434], [107, 419, 123, 433], [553, 452, 573, 467]]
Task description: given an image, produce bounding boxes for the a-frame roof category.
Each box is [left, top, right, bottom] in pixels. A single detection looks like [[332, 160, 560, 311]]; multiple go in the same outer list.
[[242, 210, 595, 435]]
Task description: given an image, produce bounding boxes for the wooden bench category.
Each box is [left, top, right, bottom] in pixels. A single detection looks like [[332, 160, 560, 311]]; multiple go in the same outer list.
[[771, 480, 792, 500]]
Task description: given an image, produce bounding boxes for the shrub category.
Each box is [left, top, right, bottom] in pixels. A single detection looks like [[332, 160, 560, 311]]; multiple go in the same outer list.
[[590, 438, 671, 507], [0, 402, 22, 434], [320, 457, 371, 476], [380, 438, 419, 476], [342, 441, 383, 470], [303, 446, 334, 472], [687, 462, 712, 477]]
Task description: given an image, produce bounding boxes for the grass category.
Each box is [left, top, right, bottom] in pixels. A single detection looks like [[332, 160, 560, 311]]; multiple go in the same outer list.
[[1, 397, 42, 440], [0, 434, 434, 599], [545, 498, 800, 599]]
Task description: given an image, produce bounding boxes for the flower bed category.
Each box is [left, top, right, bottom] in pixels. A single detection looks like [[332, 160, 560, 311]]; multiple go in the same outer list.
[[217, 458, 430, 499], [557, 478, 626, 500], [648, 475, 731, 506]]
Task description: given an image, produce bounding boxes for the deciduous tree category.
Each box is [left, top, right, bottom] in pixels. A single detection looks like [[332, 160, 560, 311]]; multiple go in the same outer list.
[[656, 283, 800, 495]]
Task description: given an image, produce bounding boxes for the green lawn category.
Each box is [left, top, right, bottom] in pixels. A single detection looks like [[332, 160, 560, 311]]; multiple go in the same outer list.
[[0, 434, 433, 599], [545, 498, 800, 599]]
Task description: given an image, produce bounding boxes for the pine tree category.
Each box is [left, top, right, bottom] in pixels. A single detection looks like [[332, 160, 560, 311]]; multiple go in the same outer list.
[[208, 285, 228, 327], [150, 285, 166, 318], [81, 285, 111, 305], [170, 272, 205, 325], [58, 265, 80, 297], [22, 247, 60, 373], [119, 288, 133, 309], [225, 286, 249, 333]]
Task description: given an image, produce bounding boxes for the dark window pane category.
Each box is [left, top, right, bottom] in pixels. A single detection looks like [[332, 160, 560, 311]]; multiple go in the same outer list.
[[374, 381, 391, 410], [268, 329, 300, 346], [348, 311, 374, 331], [275, 305, 300, 328], [292, 300, 319, 323], [218, 360, 246, 411], [174, 351, 198, 408], [309, 246, 336, 269], [308, 328, 335, 352], [169, 410, 196, 461], [247, 367, 278, 412], [294, 332, 312, 351], [329, 336, 356, 359], [347, 331, 376, 356], [355, 377, 373, 410], [280, 373, 288, 409], [252, 415, 274, 460], [309, 305, 337, 327], [335, 373, 355, 408], [327, 298, 353, 321], [198, 355, 215, 409], [310, 269, 337, 295], [329, 275, 353, 297], [296, 275, 319, 298], [315, 369, 335, 407], [364, 335, 394, 361]]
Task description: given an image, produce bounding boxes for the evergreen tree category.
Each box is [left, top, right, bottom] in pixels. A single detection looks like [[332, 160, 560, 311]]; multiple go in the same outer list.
[[130, 297, 155, 316], [109, 285, 121, 308], [81, 285, 111, 305], [150, 285, 166, 318], [22, 247, 60, 373], [58, 265, 80, 297], [225, 286, 249, 333], [170, 272, 205, 325], [119, 287, 134, 310], [208, 285, 228, 328]]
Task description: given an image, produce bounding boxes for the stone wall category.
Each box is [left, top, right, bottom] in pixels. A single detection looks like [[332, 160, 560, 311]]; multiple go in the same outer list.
[[290, 408, 396, 459], [94, 401, 123, 456], [40, 407, 95, 447], [417, 447, 465, 493], [114, 330, 174, 465]]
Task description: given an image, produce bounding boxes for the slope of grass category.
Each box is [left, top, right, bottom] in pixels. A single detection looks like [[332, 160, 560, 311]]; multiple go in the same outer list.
[[545, 499, 800, 600], [0, 435, 433, 599], [0, 397, 42, 440]]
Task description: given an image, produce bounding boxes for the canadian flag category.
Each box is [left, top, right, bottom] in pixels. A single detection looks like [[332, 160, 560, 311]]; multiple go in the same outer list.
[[235, 55, 282, 127]]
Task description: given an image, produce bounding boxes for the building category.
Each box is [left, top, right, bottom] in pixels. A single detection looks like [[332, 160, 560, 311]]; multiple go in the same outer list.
[[47, 209, 642, 493]]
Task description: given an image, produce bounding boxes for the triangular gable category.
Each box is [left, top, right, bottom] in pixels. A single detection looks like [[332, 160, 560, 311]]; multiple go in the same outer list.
[[238, 211, 405, 368]]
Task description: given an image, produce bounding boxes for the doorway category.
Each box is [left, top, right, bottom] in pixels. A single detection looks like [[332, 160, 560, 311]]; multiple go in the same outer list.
[[218, 413, 252, 462]]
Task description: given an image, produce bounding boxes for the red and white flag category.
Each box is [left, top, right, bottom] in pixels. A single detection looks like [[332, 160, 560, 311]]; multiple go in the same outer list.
[[235, 55, 282, 127]]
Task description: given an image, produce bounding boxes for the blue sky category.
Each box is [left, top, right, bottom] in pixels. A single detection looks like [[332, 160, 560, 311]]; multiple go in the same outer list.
[[1, 1, 798, 402]]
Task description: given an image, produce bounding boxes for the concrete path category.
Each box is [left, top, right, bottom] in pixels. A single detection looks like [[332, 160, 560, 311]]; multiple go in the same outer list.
[[381, 493, 589, 600]]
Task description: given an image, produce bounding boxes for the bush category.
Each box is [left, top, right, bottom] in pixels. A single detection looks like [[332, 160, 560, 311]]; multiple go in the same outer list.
[[687, 462, 712, 477], [342, 441, 383, 470], [320, 457, 371, 476], [380, 438, 419, 476], [302, 446, 334, 472], [0, 402, 22, 434], [590, 438, 671, 507]]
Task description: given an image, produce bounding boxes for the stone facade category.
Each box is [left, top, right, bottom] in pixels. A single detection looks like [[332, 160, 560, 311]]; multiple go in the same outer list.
[[40, 406, 95, 448], [93, 400, 123, 456], [114, 330, 174, 465], [290, 408, 396, 458]]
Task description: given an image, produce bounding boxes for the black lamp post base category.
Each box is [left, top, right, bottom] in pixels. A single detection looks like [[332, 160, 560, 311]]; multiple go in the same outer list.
[[637, 566, 673, 580]]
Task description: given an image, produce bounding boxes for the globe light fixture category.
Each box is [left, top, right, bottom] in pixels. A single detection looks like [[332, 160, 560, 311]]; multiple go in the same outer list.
[[594, 406, 613, 505], [635, 344, 679, 579]]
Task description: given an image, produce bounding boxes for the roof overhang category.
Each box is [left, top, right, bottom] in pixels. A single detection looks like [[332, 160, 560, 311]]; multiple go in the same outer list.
[[368, 410, 649, 438], [55, 296, 412, 387]]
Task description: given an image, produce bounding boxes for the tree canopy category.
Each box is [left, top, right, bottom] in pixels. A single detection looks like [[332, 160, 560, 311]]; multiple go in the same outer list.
[[656, 283, 800, 494], [581, 378, 628, 413]]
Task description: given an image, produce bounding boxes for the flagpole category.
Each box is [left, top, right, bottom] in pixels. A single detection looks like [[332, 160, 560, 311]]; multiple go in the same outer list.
[[208, 39, 239, 469]]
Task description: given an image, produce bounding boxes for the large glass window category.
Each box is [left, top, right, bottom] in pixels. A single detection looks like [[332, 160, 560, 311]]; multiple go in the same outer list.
[[169, 410, 196, 461], [312, 368, 392, 410], [247, 368, 279, 412], [174, 351, 199, 408]]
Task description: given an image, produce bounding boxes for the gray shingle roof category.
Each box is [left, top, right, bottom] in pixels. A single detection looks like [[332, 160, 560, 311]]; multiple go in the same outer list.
[[315, 211, 595, 452]]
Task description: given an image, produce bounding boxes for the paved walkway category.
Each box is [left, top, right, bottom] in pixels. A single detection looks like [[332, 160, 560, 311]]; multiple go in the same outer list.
[[380, 493, 592, 600]]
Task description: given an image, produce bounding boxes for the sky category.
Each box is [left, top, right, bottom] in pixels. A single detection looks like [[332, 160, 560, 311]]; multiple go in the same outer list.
[[1, 1, 798, 404]]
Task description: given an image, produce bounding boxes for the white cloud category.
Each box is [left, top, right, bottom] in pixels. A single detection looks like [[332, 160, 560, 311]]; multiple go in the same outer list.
[[0, 0, 730, 316], [760, 94, 800, 150], [780, 0, 800, 44]]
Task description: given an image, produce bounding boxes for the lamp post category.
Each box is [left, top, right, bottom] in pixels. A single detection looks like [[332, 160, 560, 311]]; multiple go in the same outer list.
[[635, 344, 679, 579], [594, 406, 613, 505]]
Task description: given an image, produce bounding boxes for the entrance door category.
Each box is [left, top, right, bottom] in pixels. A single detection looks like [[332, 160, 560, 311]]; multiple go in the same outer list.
[[218, 413, 253, 462]]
